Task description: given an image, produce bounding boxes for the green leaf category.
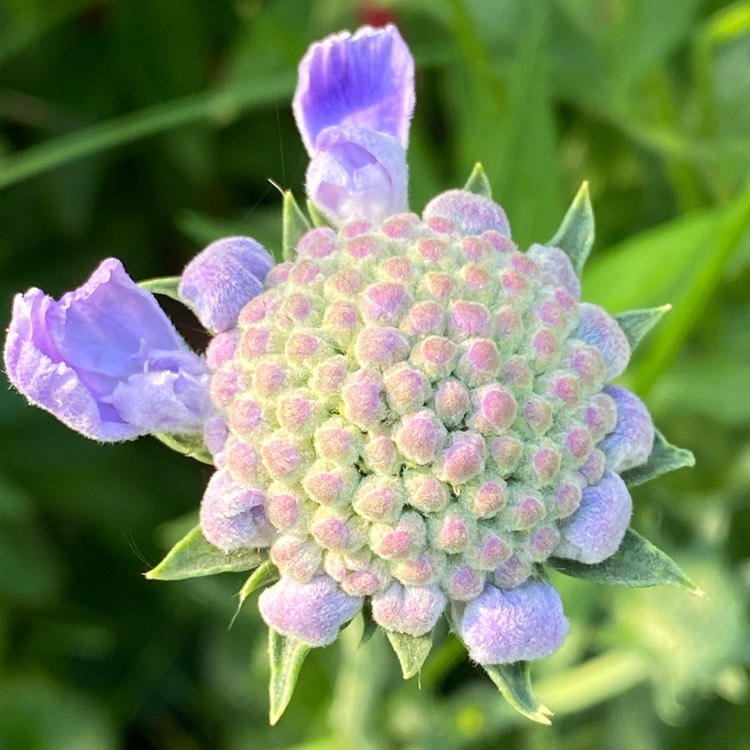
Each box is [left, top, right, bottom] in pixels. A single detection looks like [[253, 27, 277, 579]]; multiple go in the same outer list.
[[548, 181, 594, 276], [306, 200, 330, 228], [621, 429, 695, 487], [268, 629, 311, 725], [359, 603, 378, 646], [547, 528, 701, 593], [146, 525, 265, 581], [386, 631, 433, 679], [138, 276, 182, 303], [483, 662, 552, 725], [282, 190, 311, 262], [230, 562, 279, 628], [153, 432, 213, 465], [614, 305, 671, 350], [463, 162, 492, 198]]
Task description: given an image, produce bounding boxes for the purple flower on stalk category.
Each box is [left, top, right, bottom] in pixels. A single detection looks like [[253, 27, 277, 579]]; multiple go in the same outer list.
[[294, 24, 414, 225], [4, 258, 211, 441]]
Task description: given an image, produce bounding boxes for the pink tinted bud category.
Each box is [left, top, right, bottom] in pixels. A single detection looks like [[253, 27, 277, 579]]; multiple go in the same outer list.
[[527, 442, 562, 486], [261, 435, 310, 480], [311, 510, 362, 551], [355, 326, 409, 370], [203, 415, 229, 457], [400, 300, 446, 336], [431, 510, 473, 554], [361, 281, 411, 325], [342, 371, 385, 429], [473, 530, 512, 570], [342, 569, 386, 597], [392, 553, 440, 586], [499, 267, 529, 301], [276, 389, 320, 435], [225, 436, 268, 486], [371, 513, 426, 560], [537, 299, 566, 330], [265, 487, 307, 532], [470, 384, 517, 433], [381, 212, 420, 239], [253, 359, 287, 398], [578, 448, 606, 485], [488, 435, 523, 475], [310, 355, 349, 397], [314, 418, 361, 464], [383, 363, 430, 414], [433, 379, 471, 426], [493, 555, 532, 589], [554, 477, 583, 518], [353, 476, 405, 522], [297, 227, 337, 258], [206, 331, 238, 369], [568, 343, 606, 389], [380, 256, 413, 282], [288, 258, 323, 286], [423, 190, 510, 237], [563, 426, 593, 465], [278, 292, 320, 328], [449, 300, 491, 339], [416, 237, 447, 261], [510, 492, 546, 530], [371, 582, 446, 636], [528, 244, 581, 299], [410, 336, 458, 379], [302, 461, 360, 507], [325, 267, 363, 297], [500, 356, 534, 392], [403, 470, 450, 513], [523, 397, 554, 435], [526, 524, 560, 561], [583, 391, 618, 441], [265, 262, 292, 287], [285, 330, 331, 367], [363, 433, 400, 475], [342, 219, 374, 238], [346, 234, 379, 259], [323, 299, 360, 348], [422, 271, 456, 300], [211, 365, 240, 408], [461, 235, 492, 261], [456, 338, 501, 385], [576, 303, 631, 380], [270, 535, 323, 582], [464, 477, 508, 518], [229, 396, 265, 436], [529, 328, 560, 370], [494, 305, 524, 352], [436, 432, 487, 485], [394, 410, 447, 465], [442, 564, 485, 601], [462, 264, 493, 294]]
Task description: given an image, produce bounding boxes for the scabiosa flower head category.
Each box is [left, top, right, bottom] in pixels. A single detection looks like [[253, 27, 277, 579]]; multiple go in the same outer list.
[[7, 21, 697, 727]]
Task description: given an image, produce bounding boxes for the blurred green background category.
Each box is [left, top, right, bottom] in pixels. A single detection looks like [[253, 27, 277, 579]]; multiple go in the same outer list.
[[1, 0, 749, 748]]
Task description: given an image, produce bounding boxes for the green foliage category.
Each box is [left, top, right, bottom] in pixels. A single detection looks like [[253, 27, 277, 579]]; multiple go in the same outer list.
[[549, 181, 595, 276], [1, 0, 749, 747], [386, 631, 433, 679], [483, 661, 552, 725], [268, 629, 311, 725]]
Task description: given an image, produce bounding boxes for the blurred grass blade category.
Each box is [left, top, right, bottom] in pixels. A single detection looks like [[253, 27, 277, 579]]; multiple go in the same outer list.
[[549, 182, 594, 276], [146, 525, 265, 580], [548, 528, 701, 593], [621, 429, 695, 487], [269, 629, 310, 725], [614, 305, 671, 350], [386, 631, 433, 679], [0, 72, 295, 190], [483, 662, 552, 725]]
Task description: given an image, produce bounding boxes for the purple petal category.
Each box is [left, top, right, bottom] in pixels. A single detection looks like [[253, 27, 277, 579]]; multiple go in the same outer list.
[[555, 470, 632, 564], [371, 582, 446, 636], [293, 24, 415, 154], [527, 244, 581, 299], [423, 190, 511, 237], [179, 237, 273, 333], [458, 581, 569, 664], [199, 468, 275, 552], [4, 259, 210, 441], [307, 124, 408, 225], [575, 303, 631, 380], [258, 575, 363, 647], [600, 386, 654, 472]]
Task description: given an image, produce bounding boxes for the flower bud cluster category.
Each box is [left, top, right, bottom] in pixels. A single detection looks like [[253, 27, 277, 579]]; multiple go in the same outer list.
[[203, 192, 633, 615]]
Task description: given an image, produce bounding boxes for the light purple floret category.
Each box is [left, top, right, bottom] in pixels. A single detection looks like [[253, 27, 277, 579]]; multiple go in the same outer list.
[[293, 24, 415, 155], [259, 575, 363, 647], [4, 258, 211, 442], [600, 386, 654, 472], [199, 468, 274, 551], [423, 190, 511, 238], [527, 244, 581, 300], [371, 582, 446, 636], [554, 470, 632, 564], [179, 237, 273, 333], [459, 581, 569, 664], [575, 303, 631, 380], [307, 124, 408, 225]]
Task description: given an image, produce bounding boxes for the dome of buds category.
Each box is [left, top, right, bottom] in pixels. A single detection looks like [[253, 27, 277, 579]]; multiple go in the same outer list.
[[200, 188, 650, 653]]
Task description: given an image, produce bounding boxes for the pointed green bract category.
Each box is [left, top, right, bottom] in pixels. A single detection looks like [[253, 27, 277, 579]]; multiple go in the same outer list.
[[268, 629, 311, 725], [239, 561, 278, 604], [549, 181, 594, 277], [154, 432, 213, 465], [138, 276, 183, 303], [282, 191, 311, 262], [359, 604, 378, 647], [621, 429, 695, 487], [547, 528, 700, 593], [614, 306, 671, 350], [386, 631, 433, 679], [146, 525, 265, 581], [463, 162, 492, 198], [483, 662, 552, 725], [306, 199, 330, 228]]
